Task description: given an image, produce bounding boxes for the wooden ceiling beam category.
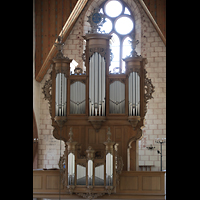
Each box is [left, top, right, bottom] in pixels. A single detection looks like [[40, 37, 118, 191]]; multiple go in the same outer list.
[[35, 0, 89, 82], [138, 0, 166, 46]]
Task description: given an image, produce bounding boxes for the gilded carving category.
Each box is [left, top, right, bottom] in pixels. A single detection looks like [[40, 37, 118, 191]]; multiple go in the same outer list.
[[76, 192, 105, 200], [89, 47, 106, 58], [42, 71, 52, 117], [144, 69, 155, 116]]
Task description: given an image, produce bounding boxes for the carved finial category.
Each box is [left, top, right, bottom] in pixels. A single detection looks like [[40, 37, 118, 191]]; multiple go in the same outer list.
[[53, 36, 69, 60], [107, 127, 112, 142], [128, 32, 141, 58], [68, 127, 73, 142]]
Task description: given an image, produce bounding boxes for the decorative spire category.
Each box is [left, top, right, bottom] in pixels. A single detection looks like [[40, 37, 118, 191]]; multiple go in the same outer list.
[[53, 36, 69, 60], [128, 32, 141, 58]]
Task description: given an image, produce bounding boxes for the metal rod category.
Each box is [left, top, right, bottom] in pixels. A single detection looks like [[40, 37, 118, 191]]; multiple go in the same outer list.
[[99, 54, 102, 116], [102, 58, 105, 116], [160, 142, 162, 171]]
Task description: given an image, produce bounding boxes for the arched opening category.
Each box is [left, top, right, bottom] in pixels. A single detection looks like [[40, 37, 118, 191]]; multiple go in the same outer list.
[[83, 0, 142, 71]]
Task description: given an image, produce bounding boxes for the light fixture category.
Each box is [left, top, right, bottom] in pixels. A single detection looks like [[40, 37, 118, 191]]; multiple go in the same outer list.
[[155, 138, 166, 171], [146, 144, 155, 150]]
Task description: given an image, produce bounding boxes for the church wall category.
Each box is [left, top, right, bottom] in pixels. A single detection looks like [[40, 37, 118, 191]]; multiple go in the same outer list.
[[35, 0, 166, 171], [139, 3, 166, 171]]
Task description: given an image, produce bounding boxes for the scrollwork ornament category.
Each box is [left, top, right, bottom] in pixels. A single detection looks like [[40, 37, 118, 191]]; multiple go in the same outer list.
[[89, 47, 106, 58], [42, 71, 52, 117], [76, 192, 105, 200], [144, 69, 155, 116]]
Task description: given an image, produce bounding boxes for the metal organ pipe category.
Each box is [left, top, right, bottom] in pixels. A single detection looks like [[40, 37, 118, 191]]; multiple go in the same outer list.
[[128, 72, 140, 116], [102, 58, 105, 116], [70, 81, 86, 114], [109, 81, 125, 114], [99, 53, 102, 116], [89, 52, 106, 116], [55, 73, 67, 116]]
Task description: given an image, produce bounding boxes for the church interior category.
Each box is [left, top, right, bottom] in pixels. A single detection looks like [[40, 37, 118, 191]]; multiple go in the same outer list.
[[33, 0, 166, 199]]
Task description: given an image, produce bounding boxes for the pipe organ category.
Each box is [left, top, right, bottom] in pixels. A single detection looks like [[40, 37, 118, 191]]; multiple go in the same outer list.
[[42, 7, 155, 199]]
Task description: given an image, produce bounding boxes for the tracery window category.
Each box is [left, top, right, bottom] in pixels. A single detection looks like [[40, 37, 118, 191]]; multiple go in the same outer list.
[[99, 0, 134, 74]]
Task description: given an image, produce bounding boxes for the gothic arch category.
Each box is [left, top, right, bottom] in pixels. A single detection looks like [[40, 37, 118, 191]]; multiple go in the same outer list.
[[82, 0, 142, 55]]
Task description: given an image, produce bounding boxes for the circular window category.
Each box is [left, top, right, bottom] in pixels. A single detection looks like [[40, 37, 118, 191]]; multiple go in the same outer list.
[[105, 0, 123, 18], [101, 18, 113, 33], [115, 16, 134, 35]]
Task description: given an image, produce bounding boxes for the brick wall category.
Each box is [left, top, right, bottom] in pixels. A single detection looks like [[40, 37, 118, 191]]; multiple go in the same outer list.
[[35, 0, 166, 170]]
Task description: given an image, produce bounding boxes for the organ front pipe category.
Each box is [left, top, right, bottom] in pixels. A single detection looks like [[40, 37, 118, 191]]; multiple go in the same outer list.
[[102, 58, 105, 116], [99, 54, 102, 116], [138, 74, 140, 116], [92, 55, 95, 116], [94, 53, 98, 116]]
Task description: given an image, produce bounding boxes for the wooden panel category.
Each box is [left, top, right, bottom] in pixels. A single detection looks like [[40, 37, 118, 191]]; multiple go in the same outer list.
[[98, 128, 106, 143], [143, 0, 166, 38], [35, 0, 42, 76], [142, 176, 161, 191], [49, 0, 56, 51], [33, 170, 165, 198], [33, 175, 42, 189], [88, 128, 96, 144], [130, 141, 136, 171], [120, 176, 138, 190], [35, 0, 79, 79], [71, 126, 80, 143], [46, 175, 59, 189], [117, 171, 165, 195]]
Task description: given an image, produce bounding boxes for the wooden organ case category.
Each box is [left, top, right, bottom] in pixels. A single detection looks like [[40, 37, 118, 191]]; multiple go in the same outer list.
[[41, 8, 155, 199]]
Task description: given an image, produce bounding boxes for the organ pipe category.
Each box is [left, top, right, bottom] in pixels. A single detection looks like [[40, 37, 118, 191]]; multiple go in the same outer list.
[[55, 73, 67, 116], [128, 72, 140, 116], [70, 81, 86, 114], [89, 52, 106, 116], [109, 81, 125, 114]]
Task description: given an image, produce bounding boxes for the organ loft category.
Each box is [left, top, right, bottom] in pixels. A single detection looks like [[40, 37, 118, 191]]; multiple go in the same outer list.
[[33, 1, 166, 199]]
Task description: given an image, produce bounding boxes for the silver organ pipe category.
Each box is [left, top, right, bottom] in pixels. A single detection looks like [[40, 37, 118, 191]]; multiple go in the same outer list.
[[102, 58, 105, 116], [89, 52, 106, 116], [94, 53, 98, 116], [70, 81, 86, 114], [55, 73, 67, 116], [109, 81, 125, 114], [128, 72, 140, 116]]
